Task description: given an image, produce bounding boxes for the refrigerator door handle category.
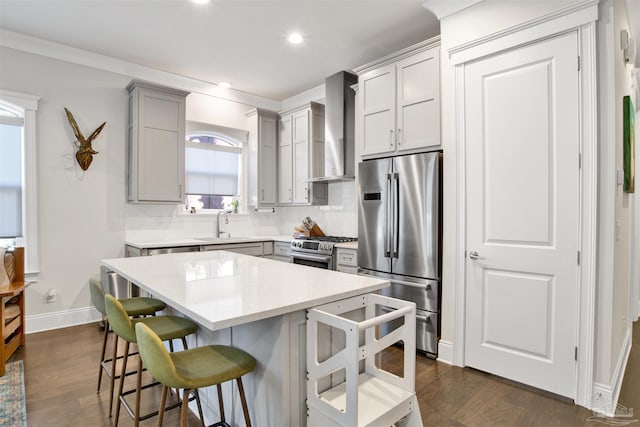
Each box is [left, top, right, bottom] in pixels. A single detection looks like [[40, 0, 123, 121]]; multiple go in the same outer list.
[[392, 172, 400, 258], [384, 173, 392, 258]]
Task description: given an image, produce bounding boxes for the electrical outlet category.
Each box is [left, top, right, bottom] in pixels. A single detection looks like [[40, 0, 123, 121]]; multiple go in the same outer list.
[[45, 288, 57, 304]]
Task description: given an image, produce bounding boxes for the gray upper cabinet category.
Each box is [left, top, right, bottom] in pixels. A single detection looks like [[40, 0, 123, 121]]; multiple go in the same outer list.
[[126, 80, 189, 203], [278, 102, 327, 206], [246, 108, 278, 208], [356, 38, 441, 158], [278, 114, 293, 204]]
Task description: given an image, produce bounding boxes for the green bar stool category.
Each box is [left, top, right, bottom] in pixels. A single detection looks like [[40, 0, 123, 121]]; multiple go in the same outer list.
[[105, 294, 199, 427], [89, 277, 166, 416], [135, 322, 256, 427]]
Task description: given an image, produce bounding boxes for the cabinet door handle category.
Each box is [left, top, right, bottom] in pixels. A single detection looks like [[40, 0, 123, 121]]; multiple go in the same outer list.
[[397, 128, 402, 146], [261, 189, 264, 201], [289, 188, 292, 201], [178, 184, 182, 198], [390, 129, 394, 148]]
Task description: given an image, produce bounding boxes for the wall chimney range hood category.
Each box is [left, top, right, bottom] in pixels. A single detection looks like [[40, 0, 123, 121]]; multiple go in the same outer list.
[[309, 71, 358, 183]]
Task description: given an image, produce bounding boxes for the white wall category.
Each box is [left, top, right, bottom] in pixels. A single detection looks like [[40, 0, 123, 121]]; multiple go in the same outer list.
[[0, 46, 130, 328], [124, 183, 358, 241], [609, 0, 634, 380]]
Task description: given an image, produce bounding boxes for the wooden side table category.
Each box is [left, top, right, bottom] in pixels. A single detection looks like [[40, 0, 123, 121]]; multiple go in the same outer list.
[[0, 247, 26, 376]]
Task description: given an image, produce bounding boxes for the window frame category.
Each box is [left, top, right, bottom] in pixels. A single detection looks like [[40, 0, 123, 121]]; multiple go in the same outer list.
[[184, 121, 248, 214], [0, 90, 40, 274]]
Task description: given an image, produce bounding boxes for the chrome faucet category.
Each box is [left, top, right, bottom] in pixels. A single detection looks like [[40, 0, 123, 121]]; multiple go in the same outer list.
[[216, 210, 231, 238]]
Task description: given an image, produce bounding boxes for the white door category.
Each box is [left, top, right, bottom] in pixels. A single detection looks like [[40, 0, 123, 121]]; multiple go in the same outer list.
[[464, 31, 580, 398]]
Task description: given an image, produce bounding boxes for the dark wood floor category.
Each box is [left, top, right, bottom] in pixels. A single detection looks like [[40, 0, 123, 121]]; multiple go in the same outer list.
[[10, 321, 640, 426]]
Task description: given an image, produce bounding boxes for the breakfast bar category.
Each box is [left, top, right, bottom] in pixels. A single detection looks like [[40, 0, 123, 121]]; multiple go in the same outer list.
[[102, 250, 389, 426]]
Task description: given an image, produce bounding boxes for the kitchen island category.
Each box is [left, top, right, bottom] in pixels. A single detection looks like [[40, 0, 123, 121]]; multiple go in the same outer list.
[[102, 250, 388, 426]]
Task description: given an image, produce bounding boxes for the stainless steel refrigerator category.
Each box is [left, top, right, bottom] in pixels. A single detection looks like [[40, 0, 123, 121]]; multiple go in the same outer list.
[[357, 151, 441, 356]]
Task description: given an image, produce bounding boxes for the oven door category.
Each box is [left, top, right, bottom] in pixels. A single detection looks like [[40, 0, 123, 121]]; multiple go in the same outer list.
[[290, 252, 333, 270]]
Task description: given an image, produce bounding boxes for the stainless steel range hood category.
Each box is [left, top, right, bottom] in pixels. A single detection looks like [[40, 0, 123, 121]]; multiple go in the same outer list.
[[309, 71, 358, 182]]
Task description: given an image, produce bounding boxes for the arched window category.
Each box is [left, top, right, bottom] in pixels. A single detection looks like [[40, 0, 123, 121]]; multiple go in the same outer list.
[[185, 131, 243, 211]]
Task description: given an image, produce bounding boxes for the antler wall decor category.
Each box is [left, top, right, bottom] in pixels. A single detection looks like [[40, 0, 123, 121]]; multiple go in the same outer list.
[[64, 107, 106, 171]]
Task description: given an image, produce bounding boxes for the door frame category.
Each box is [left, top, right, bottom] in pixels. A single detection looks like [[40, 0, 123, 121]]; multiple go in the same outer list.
[[448, 1, 598, 408]]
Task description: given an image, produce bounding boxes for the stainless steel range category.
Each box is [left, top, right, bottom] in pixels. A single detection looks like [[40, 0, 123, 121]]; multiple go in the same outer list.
[[289, 236, 357, 270]]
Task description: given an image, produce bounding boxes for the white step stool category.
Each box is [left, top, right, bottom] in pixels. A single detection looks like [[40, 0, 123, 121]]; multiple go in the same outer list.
[[307, 293, 423, 427]]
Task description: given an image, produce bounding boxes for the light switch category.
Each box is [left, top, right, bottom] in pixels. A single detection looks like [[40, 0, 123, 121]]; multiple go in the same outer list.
[[617, 169, 624, 186]]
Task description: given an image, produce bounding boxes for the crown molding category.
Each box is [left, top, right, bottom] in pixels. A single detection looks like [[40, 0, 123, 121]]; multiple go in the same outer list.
[[353, 35, 441, 75], [280, 83, 325, 112], [0, 28, 281, 111], [421, 0, 483, 20], [448, 0, 598, 65]]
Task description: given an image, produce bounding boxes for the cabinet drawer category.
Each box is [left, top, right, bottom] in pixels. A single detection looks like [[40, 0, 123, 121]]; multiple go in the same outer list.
[[263, 242, 274, 256], [274, 242, 291, 257], [336, 249, 357, 267], [203, 243, 264, 256]]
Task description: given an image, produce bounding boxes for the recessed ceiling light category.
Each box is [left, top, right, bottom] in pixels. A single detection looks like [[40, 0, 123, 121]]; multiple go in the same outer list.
[[191, 0, 210, 4], [218, 82, 232, 89], [287, 33, 304, 44]]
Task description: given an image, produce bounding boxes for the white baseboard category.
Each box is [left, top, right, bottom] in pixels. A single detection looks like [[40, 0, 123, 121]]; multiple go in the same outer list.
[[591, 327, 632, 417], [26, 306, 102, 334], [437, 339, 454, 365]]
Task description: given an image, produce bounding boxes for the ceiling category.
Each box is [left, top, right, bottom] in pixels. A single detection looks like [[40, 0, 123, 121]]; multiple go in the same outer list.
[[0, 1, 440, 101]]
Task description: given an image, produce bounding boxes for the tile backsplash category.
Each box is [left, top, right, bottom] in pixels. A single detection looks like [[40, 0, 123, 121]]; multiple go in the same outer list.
[[125, 181, 358, 241]]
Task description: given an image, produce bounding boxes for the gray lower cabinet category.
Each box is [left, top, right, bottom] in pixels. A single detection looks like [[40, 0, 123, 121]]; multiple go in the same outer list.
[[336, 247, 357, 273], [267, 241, 291, 262], [201, 242, 271, 257]]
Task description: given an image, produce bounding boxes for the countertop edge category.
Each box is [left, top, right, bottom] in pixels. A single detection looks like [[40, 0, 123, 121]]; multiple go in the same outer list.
[[125, 235, 294, 249]]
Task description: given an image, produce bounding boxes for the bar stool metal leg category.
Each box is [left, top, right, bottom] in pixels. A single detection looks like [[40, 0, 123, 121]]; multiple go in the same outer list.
[[97, 319, 109, 393], [134, 355, 143, 427], [216, 384, 225, 423], [193, 389, 205, 427], [114, 340, 131, 427], [237, 377, 252, 427], [108, 333, 119, 416]]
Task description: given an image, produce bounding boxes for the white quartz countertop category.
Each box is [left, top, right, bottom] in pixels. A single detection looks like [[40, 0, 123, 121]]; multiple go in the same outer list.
[[102, 251, 387, 331], [126, 235, 293, 249]]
